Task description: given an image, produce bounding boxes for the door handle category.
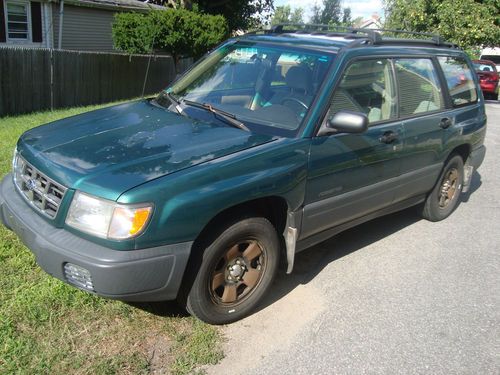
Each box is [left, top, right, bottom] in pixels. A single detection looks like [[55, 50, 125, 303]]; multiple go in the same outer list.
[[440, 118, 453, 129], [379, 131, 398, 144]]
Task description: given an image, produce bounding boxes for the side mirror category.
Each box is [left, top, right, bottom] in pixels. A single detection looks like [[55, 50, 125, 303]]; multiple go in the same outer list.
[[319, 110, 369, 136]]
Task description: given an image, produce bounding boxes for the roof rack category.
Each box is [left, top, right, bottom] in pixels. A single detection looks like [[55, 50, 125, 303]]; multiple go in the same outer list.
[[254, 24, 457, 49]]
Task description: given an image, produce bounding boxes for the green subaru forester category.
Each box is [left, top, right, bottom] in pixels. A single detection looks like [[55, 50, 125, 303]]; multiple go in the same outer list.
[[0, 27, 487, 324]]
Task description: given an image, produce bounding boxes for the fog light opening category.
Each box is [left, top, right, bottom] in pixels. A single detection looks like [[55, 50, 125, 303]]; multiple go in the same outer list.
[[63, 263, 95, 292]]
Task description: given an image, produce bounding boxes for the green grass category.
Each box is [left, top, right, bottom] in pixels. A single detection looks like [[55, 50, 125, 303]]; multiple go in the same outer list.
[[0, 103, 223, 374]]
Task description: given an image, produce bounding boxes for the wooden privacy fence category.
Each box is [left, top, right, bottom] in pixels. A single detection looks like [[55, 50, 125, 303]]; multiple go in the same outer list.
[[0, 48, 178, 117]]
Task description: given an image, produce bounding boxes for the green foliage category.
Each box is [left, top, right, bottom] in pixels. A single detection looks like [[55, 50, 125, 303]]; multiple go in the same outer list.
[[113, 9, 228, 60], [321, 0, 342, 25], [384, 0, 500, 51], [195, 0, 273, 31], [311, 3, 322, 24], [112, 12, 156, 55], [341, 7, 352, 27], [170, 318, 224, 375], [271, 5, 305, 25], [309, 0, 351, 26]]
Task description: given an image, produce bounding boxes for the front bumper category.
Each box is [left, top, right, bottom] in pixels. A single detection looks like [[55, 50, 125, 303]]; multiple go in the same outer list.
[[0, 174, 192, 302]]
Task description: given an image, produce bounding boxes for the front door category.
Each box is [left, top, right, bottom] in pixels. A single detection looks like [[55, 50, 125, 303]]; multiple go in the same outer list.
[[302, 58, 403, 240]]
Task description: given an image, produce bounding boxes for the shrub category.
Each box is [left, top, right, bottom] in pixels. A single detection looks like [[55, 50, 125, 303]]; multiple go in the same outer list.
[[113, 9, 228, 62]]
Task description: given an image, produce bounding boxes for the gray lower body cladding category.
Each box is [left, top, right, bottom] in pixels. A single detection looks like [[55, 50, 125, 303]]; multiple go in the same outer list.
[[0, 174, 192, 302]]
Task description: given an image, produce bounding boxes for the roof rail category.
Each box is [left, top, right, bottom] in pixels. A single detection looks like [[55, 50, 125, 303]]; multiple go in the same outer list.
[[266, 24, 381, 44], [255, 24, 456, 48], [365, 28, 454, 46], [270, 23, 331, 33]]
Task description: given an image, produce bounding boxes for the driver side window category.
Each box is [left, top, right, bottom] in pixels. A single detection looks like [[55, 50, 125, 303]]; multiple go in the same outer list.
[[328, 59, 396, 124]]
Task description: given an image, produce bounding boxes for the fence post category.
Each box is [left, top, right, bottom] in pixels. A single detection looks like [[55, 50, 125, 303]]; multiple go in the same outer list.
[[50, 49, 54, 111]]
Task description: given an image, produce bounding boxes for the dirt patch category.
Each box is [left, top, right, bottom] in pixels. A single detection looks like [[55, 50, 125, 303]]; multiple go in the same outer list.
[[147, 335, 174, 374], [204, 278, 325, 375]]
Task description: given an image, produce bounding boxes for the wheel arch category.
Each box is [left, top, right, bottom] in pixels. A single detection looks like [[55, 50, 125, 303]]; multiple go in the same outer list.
[[194, 196, 289, 250], [450, 143, 471, 162], [177, 196, 292, 303]]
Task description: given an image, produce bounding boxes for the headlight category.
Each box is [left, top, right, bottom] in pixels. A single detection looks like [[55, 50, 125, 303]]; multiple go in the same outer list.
[[66, 191, 152, 240], [13, 149, 25, 184], [12, 148, 18, 170]]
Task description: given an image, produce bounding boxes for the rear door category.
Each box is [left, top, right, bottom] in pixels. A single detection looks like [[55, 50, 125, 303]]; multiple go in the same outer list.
[[393, 57, 449, 203], [437, 55, 485, 173], [302, 58, 403, 239]]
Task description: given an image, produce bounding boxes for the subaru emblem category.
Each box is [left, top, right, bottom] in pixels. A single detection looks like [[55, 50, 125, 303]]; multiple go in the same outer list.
[[26, 179, 37, 191]]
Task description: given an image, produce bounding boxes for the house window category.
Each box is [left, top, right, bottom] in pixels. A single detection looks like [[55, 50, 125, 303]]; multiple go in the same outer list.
[[5, 1, 30, 40]]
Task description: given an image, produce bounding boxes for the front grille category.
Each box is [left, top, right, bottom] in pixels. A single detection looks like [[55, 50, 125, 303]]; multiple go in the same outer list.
[[13, 153, 67, 219]]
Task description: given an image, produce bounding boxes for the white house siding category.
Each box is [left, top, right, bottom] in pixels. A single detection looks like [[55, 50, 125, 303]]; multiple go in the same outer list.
[[0, 0, 50, 48], [42, 1, 53, 47], [51, 3, 116, 52]]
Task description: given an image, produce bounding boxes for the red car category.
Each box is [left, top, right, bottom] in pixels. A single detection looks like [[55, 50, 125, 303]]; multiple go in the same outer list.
[[473, 59, 499, 100]]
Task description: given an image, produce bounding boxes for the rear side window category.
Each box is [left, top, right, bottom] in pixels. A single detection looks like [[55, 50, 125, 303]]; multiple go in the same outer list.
[[438, 56, 478, 107], [480, 55, 500, 65], [395, 58, 444, 117], [473, 62, 496, 72]]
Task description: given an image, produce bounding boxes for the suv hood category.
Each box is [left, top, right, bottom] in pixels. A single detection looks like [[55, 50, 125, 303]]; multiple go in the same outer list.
[[18, 100, 276, 200]]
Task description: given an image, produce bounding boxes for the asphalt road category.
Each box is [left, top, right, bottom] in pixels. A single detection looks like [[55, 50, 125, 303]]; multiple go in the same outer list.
[[207, 101, 500, 375]]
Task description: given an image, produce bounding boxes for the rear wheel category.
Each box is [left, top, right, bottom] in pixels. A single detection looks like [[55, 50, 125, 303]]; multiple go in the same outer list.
[[421, 155, 464, 222], [185, 217, 280, 324]]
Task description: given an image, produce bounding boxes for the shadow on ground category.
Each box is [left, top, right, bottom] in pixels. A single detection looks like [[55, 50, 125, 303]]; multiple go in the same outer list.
[[131, 171, 482, 318], [462, 170, 482, 203], [128, 300, 190, 318]]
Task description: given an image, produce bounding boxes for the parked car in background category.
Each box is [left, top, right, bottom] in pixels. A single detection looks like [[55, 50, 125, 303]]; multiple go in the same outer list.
[[480, 47, 500, 72], [473, 59, 499, 100]]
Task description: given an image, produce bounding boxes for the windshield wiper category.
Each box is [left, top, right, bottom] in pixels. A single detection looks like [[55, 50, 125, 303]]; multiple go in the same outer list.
[[182, 100, 250, 132], [153, 91, 184, 115], [165, 91, 185, 115]]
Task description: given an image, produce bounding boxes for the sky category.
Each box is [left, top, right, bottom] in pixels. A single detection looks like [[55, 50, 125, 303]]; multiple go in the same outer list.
[[273, 0, 385, 22]]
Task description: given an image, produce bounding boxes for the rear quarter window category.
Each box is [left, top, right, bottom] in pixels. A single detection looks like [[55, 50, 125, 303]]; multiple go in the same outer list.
[[438, 56, 478, 107]]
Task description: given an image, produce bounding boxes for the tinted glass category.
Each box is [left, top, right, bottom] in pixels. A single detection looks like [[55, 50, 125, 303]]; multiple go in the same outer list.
[[438, 56, 478, 106], [480, 55, 500, 65], [395, 58, 444, 117], [168, 43, 334, 135], [473, 62, 496, 72], [329, 59, 396, 124]]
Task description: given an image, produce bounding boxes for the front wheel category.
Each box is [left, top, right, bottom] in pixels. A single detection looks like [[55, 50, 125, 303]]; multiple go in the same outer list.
[[421, 154, 464, 222], [185, 217, 280, 324]]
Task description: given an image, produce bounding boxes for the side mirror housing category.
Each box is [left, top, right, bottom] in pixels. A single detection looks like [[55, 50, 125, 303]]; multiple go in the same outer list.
[[318, 110, 369, 136]]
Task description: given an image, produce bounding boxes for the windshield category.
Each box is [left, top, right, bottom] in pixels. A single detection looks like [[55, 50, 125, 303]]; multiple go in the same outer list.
[[162, 42, 334, 136]]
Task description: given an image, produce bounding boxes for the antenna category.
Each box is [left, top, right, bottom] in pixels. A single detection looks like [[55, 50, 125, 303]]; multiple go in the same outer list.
[[141, 4, 160, 98]]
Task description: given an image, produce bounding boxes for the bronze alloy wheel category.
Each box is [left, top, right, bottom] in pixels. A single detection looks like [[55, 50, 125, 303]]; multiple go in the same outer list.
[[185, 217, 279, 324], [421, 155, 464, 222], [438, 167, 459, 208], [209, 240, 266, 305]]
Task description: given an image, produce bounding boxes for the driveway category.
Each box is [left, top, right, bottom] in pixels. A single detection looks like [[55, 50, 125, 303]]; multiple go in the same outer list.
[[207, 101, 500, 375]]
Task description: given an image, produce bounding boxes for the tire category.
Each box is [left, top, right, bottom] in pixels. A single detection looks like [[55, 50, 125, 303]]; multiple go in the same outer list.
[[185, 217, 280, 325], [421, 154, 464, 222]]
